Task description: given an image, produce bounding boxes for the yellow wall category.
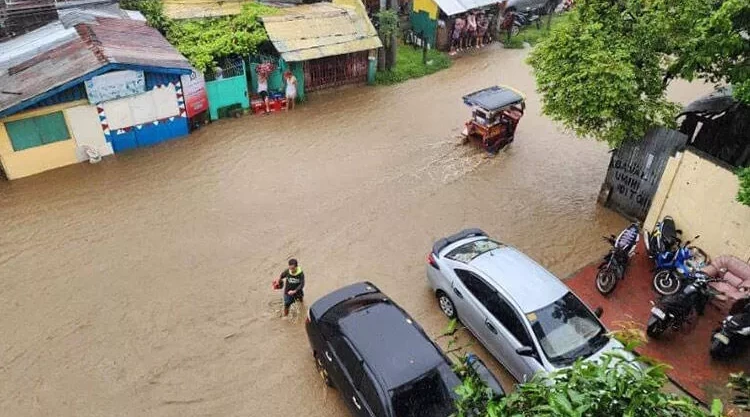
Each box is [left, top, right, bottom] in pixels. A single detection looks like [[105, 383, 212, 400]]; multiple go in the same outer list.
[[645, 149, 750, 262], [0, 100, 88, 180], [413, 0, 438, 20]]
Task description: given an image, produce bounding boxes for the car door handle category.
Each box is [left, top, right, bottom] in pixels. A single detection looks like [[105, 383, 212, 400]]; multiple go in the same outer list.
[[485, 319, 497, 334], [352, 396, 362, 410], [453, 287, 464, 299], [324, 351, 332, 362]]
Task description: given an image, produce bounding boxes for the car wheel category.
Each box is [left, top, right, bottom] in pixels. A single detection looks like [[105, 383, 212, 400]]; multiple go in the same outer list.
[[437, 291, 457, 319], [314, 352, 334, 387]]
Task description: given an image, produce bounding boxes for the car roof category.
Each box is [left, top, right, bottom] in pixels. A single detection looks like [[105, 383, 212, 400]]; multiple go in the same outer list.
[[468, 245, 569, 313], [338, 301, 447, 389]]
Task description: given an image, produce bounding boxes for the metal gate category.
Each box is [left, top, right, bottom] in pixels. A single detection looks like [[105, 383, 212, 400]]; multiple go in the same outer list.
[[303, 52, 369, 92], [600, 127, 688, 220]]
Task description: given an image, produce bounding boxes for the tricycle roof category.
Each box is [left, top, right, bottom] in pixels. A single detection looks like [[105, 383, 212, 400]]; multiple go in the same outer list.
[[462, 85, 525, 111]]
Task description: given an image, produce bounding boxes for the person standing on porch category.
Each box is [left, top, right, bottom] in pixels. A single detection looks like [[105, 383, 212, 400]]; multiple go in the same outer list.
[[284, 71, 298, 111]]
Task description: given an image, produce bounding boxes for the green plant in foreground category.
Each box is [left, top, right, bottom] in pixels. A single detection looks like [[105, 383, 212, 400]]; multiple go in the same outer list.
[[454, 352, 724, 417]]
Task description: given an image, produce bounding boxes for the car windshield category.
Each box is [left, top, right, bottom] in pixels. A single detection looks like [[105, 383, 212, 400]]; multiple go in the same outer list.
[[446, 239, 505, 263], [528, 292, 608, 367], [390, 367, 456, 417]]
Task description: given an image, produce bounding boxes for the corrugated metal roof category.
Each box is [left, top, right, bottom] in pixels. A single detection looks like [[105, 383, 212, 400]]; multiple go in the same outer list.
[[432, 0, 497, 16], [262, 2, 382, 62], [0, 17, 191, 116], [0, 21, 79, 72]]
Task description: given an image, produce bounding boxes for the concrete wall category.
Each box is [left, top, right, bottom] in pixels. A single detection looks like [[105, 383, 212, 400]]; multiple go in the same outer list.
[[645, 149, 750, 262], [0, 100, 105, 180]]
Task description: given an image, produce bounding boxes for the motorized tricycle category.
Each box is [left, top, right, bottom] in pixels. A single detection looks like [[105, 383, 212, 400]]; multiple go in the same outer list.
[[461, 86, 526, 154]]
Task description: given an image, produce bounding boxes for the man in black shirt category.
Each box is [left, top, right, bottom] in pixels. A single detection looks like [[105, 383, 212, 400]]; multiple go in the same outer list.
[[274, 258, 305, 317]]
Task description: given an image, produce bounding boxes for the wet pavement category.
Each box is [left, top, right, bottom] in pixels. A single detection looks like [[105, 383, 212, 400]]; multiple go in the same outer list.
[[0, 45, 713, 416], [567, 240, 750, 414]]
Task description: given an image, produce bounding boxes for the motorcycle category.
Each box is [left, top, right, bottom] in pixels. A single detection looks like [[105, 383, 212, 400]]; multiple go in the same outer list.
[[710, 298, 750, 360], [644, 215, 681, 260], [509, 8, 541, 36], [646, 272, 722, 338], [595, 223, 639, 295], [651, 236, 709, 296]]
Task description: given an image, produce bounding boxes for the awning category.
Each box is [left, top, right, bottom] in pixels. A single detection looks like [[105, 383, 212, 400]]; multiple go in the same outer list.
[[261, 2, 382, 62], [432, 0, 498, 16]]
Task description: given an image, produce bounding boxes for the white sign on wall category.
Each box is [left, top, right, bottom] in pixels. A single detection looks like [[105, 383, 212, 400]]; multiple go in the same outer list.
[[85, 70, 145, 104], [101, 83, 179, 130]]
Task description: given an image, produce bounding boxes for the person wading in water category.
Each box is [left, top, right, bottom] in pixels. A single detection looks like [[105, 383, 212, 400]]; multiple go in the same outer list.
[[273, 259, 305, 317]]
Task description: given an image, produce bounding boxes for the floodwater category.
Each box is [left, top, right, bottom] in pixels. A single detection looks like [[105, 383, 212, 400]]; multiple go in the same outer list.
[[0, 47, 713, 417]]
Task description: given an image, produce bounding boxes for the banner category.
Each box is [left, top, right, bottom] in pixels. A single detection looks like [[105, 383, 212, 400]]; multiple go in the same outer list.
[[180, 70, 209, 118], [85, 70, 145, 104]]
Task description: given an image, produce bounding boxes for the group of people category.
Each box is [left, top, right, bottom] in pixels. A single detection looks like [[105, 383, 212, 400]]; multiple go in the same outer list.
[[450, 11, 492, 55], [256, 70, 298, 114]]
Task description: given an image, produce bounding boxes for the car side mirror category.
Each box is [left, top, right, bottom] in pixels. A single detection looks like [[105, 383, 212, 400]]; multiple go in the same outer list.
[[594, 307, 604, 318], [466, 354, 506, 397], [515, 346, 535, 357]]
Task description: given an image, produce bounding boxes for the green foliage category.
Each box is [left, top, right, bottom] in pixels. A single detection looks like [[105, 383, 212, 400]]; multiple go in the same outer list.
[[376, 9, 399, 47], [671, 0, 750, 105], [526, 0, 716, 146], [516, 12, 573, 46], [119, 1, 277, 73], [119, 0, 172, 32], [166, 3, 277, 73], [374, 44, 451, 85], [452, 355, 500, 417], [737, 164, 750, 206], [453, 352, 723, 417], [728, 372, 750, 410]]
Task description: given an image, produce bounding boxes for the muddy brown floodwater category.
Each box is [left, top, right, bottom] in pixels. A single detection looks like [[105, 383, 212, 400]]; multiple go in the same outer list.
[[0, 47, 713, 417]]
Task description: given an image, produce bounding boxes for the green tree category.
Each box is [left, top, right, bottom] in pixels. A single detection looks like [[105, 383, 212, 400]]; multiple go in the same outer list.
[[671, 0, 750, 104], [166, 3, 277, 73], [527, 0, 750, 203], [376, 9, 399, 70], [119, 0, 172, 33], [119, 1, 276, 73]]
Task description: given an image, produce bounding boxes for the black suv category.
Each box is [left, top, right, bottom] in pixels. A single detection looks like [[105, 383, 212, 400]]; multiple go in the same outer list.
[[305, 282, 504, 417]]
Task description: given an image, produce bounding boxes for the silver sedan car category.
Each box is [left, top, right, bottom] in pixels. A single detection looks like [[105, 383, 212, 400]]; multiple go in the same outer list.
[[426, 228, 632, 382]]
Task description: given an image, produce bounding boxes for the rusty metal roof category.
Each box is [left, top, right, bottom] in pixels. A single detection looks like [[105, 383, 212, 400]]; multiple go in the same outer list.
[[261, 2, 382, 62], [0, 17, 191, 116]]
